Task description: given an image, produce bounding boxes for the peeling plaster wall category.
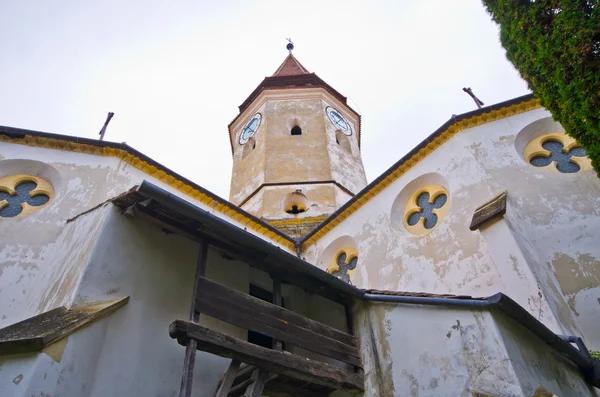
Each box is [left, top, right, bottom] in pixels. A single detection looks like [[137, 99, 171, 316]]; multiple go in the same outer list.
[[307, 108, 600, 349], [355, 302, 597, 397], [242, 183, 338, 220], [229, 102, 268, 206], [1, 206, 250, 397], [0, 202, 111, 329], [229, 88, 367, 220], [0, 141, 292, 328]]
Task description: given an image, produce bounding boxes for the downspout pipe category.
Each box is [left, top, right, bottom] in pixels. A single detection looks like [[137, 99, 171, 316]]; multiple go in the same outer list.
[[362, 292, 599, 388]]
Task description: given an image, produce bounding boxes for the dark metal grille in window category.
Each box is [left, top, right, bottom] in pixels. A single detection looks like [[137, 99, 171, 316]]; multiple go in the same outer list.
[[530, 140, 587, 173], [331, 252, 357, 283], [0, 181, 50, 218], [407, 192, 447, 229]]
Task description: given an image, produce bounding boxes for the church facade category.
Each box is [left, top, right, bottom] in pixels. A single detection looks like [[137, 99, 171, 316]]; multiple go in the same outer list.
[[0, 51, 599, 397]]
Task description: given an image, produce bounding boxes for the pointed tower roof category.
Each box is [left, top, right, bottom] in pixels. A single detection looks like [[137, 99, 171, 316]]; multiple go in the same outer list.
[[229, 45, 362, 153], [272, 54, 310, 76], [236, 53, 350, 115]]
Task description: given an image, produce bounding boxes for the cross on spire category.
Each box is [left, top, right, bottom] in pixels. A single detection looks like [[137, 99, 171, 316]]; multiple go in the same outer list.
[[462, 87, 485, 109]]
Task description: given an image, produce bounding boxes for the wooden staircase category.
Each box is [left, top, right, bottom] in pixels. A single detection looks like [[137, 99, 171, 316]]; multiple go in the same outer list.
[[214, 362, 274, 397]]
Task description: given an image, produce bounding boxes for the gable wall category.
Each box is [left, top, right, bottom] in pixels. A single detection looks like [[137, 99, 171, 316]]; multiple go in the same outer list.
[[304, 107, 600, 349], [0, 142, 292, 329]]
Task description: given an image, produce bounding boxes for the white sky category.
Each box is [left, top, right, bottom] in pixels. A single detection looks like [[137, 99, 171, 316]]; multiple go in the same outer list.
[[0, 0, 529, 199]]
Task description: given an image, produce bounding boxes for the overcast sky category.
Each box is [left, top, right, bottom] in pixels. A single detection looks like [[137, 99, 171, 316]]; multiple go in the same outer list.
[[0, 1, 529, 199]]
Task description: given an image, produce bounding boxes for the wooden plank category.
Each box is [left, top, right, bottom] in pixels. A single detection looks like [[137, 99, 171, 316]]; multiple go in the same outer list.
[[272, 277, 283, 352], [0, 297, 129, 356], [196, 277, 357, 347], [243, 369, 267, 397], [214, 359, 240, 397], [179, 240, 209, 397], [469, 191, 507, 231], [169, 321, 364, 392], [196, 290, 362, 367]]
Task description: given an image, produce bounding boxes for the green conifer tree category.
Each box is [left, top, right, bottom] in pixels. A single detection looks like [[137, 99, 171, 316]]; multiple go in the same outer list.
[[483, 0, 599, 175]]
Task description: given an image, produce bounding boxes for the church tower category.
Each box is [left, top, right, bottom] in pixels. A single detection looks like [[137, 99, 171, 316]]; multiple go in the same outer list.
[[228, 44, 367, 236]]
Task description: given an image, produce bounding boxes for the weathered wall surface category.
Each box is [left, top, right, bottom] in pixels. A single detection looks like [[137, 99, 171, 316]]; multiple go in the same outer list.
[[306, 108, 600, 349], [1, 206, 251, 397], [229, 88, 367, 221], [355, 302, 597, 397], [0, 140, 292, 325]]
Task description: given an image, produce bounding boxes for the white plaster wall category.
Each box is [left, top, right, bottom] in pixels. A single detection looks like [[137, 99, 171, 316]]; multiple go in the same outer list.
[[306, 108, 600, 348], [1, 205, 251, 397], [0, 142, 293, 251], [0, 141, 292, 326], [355, 302, 598, 397]]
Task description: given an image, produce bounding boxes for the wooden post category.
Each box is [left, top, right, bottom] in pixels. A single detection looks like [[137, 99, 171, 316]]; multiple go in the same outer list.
[[179, 240, 209, 397], [272, 277, 283, 351]]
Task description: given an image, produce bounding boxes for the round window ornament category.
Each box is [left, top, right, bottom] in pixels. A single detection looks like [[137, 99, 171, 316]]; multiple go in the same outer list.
[[524, 132, 591, 173], [326, 106, 352, 136], [0, 174, 54, 218], [403, 184, 449, 235], [239, 113, 262, 145]]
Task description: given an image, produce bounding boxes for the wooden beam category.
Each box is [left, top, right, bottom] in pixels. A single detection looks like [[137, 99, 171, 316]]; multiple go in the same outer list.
[[0, 297, 129, 356], [179, 240, 209, 397], [197, 277, 357, 347], [272, 277, 283, 352], [196, 289, 362, 366], [243, 369, 267, 397], [169, 321, 364, 392], [214, 360, 240, 397]]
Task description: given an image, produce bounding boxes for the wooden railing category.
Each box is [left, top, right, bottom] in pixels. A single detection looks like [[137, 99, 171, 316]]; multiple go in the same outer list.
[[169, 276, 364, 392]]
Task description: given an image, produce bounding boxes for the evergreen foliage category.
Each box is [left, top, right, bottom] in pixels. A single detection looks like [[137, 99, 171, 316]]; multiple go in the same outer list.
[[483, 0, 600, 175]]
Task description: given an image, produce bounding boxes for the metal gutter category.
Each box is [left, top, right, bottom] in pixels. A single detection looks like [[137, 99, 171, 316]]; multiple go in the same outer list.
[[126, 181, 598, 387], [363, 291, 599, 387]]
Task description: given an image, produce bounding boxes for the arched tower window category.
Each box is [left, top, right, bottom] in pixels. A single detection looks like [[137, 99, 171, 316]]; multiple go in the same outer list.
[[242, 137, 256, 160], [283, 191, 309, 215], [291, 126, 302, 136], [335, 130, 352, 154]]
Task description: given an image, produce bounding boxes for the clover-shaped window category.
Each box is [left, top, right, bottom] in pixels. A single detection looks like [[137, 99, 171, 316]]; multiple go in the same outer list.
[[525, 133, 591, 173], [0, 175, 54, 218], [404, 184, 450, 235], [326, 248, 358, 284]]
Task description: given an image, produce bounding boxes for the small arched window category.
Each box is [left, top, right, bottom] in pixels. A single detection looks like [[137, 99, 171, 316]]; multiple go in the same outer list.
[[335, 130, 352, 154], [291, 126, 302, 136], [242, 137, 256, 160], [283, 191, 310, 215]]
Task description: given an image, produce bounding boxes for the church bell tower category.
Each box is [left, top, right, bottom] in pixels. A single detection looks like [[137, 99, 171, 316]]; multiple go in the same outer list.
[[228, 43, 367, 237]]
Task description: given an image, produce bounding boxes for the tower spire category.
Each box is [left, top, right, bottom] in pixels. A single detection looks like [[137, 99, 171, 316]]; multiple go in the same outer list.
[[286, 38, 294, 54]]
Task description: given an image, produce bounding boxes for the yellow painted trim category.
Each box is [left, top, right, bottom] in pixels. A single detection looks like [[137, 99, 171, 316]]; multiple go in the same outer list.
[[0, 134, 295, 250], [326, 246, 359, 283], [0, 174, 55, 218], [302, 98, 541, 249], [403, 184, 449, 235], [267, 215, 329, 228], [524, 132, 592, 172]]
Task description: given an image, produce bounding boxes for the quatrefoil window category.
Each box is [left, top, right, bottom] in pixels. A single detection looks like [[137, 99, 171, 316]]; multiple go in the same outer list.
[[404, 184, 450, 235], [327, 248, 358, 284], [525, 133, 591, 173], [0, 175, 54, 218]]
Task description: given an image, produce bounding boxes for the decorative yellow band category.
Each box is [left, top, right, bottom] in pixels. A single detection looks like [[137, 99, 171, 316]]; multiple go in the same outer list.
[[303, 98, 541, 249], [0, 134, 295, 250]]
